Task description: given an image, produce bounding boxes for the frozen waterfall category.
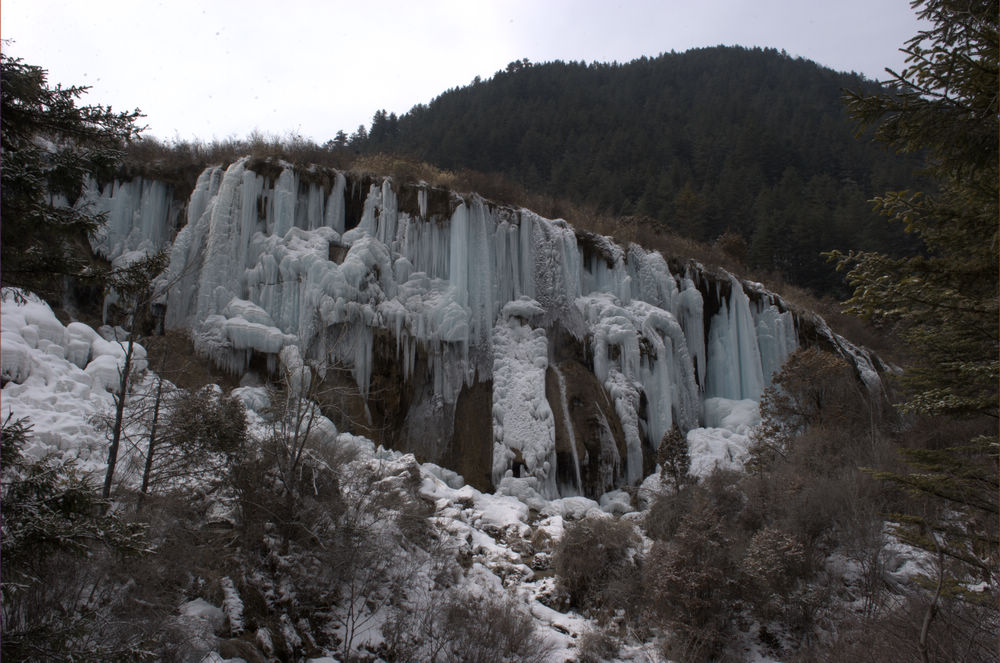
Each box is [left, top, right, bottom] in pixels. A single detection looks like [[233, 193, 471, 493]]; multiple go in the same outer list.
[[84, 159, 805, 493]]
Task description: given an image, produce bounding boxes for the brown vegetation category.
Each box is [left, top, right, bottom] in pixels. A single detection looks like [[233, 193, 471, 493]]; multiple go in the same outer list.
[[546, 346, 996, 661], [553, 516, 642, 616]]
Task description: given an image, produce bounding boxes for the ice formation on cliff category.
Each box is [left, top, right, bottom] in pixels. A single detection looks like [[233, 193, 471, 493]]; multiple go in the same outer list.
[[1, 292, 148, 468], [491, 307, 557, 496], [80, 158, 808, 492]]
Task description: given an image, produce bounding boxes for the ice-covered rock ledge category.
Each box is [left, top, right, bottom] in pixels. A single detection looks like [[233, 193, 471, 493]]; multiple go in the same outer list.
[[71, 157, 882, 496]]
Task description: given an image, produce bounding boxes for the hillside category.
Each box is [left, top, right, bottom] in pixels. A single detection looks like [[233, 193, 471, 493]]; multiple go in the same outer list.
[[5, 155, 994, 662], [3, 13, 996, 661], [0, 157, 901, 662], [355, 46, 923, 295]]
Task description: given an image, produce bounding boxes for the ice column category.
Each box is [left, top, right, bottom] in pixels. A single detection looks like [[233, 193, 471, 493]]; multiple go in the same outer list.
[[491, 314, 558, 498], [86, 177, 176, 263], [754, 299, 797, 382], [705, 276, 765, 400], [324, 171, 347, 235]]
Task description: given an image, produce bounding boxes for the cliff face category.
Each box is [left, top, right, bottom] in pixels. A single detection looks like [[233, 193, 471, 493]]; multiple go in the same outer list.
[[84, 157, 880, 498]]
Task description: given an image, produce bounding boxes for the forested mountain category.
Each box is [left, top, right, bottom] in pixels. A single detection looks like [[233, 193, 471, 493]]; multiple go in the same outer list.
[[4, 4, 995, 659], [356, 46, 921, 295]]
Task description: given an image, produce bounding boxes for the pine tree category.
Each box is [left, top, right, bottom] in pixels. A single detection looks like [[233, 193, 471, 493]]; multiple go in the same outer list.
[[1, 417, 149, 660], [348, 124, 368, 148], [657, 425, 691, 490], [831, 0, 998, 641], [99, 251, 168, 499], [0, 54, 143, 299], [835, 0, 998, 420]]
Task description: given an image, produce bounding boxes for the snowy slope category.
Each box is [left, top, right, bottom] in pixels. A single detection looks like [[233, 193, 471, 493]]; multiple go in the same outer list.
[[0, 297, 738, 661], [1, 282, 916, 663], [1, 291, 146, 471]]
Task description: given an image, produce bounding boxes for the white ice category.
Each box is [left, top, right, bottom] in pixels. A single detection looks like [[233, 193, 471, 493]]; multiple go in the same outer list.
[[1, 292, 147, 471], [686, 397, 761, 478], [90, 160, 814, 496]]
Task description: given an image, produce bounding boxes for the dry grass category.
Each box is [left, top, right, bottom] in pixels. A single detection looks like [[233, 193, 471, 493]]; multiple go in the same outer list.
[[123, 131, 355, 199], [350, 153, 458, 189], [126, 130, 354, 170]]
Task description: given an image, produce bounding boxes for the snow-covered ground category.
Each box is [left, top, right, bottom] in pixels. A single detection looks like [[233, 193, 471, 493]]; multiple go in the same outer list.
[[3, 292, 938, 663], [0, 292, 759, 660]]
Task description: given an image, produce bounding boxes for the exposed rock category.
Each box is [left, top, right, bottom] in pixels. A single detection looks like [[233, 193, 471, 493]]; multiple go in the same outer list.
[[445, 379, 494, 492], [547, 359, 627, 498]]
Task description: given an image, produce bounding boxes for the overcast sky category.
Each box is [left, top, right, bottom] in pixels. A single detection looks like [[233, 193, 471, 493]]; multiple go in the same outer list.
[[3, 0, 925, 144]]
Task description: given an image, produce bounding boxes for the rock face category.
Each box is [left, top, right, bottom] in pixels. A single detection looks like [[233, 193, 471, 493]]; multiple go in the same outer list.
[[84, 157, 881, 498], [546, 359, 628, 498]]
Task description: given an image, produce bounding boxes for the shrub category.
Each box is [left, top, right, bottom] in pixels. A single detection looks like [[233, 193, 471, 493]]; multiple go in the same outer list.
[[643, 487, 694, 541], [748, 347, 867, 472], [643, 486, 743, 661], [740, 526, 808, 621], [440, 590, 552, 663], [644, 523, 734, 626], [553, 516, 640, 611], [575, 626, 621, 663], [796, 592, 999, 663], [384, 586, 555, 663], [714, 229, 748, 265]]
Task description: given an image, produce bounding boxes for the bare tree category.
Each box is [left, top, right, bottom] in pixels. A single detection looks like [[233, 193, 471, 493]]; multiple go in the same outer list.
[[100, 252, 167, 500]]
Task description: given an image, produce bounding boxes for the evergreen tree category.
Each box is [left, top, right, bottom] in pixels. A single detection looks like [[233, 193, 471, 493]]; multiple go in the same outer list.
[[657, 425, 691, 490], [0, 53, 143, 299], [369, 109, 389, 144], [99, 251, 168, 499], [832, 0, 998, 638], [348, 124, 368, 148], [837, 0, 998, 420], [1, 417, 149, 660], [327, 129, 349, 150]]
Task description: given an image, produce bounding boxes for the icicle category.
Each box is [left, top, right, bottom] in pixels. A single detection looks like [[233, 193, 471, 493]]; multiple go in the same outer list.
[[448, 202, 469, 306], [705, 275, 765, 400], [305, 183, 324, 231], [679, 278, 706, 391], [84, 175, 176, 263], [754, 298, 798, 382], [272, 167, 297, 237], [418, 186, 428, 218], [325, 172, 346, 234]]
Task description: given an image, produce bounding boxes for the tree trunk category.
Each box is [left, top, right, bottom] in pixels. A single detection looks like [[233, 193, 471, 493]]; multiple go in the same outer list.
[[918, 544, 945, 663], [102, 336, 134, 500], [139, 372, 165, 503]]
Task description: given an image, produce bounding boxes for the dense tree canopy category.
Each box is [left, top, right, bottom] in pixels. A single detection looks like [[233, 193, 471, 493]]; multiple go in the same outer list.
[[356, 46, 922, 296], [1, 53, 143, 298]]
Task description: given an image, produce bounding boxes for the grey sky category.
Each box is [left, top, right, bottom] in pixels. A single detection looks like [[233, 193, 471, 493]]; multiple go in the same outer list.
[[3, 0, 925, 143]]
